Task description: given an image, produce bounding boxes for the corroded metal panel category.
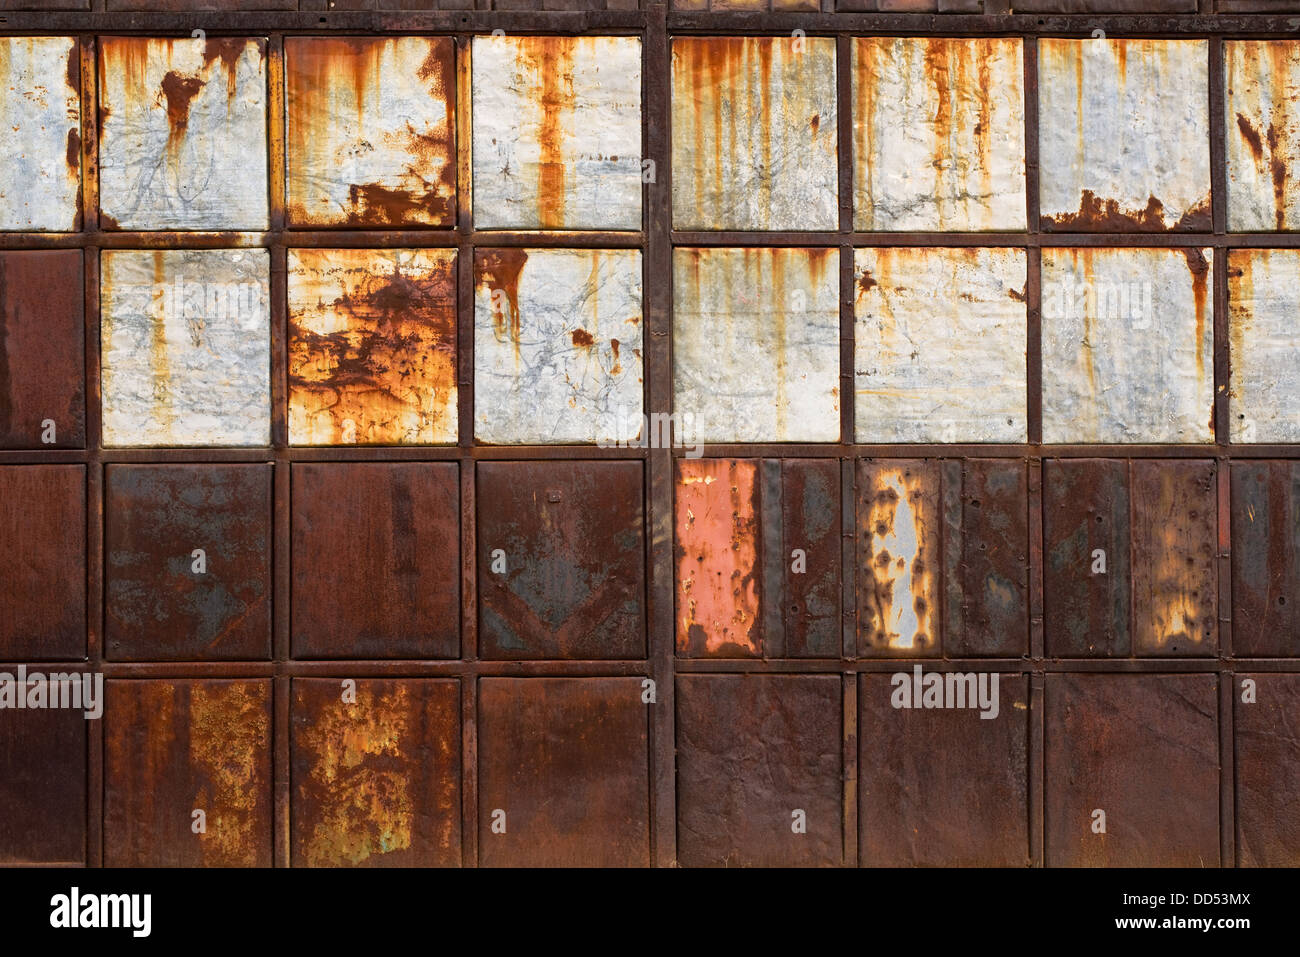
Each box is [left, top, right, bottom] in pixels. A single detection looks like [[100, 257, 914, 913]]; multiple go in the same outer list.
[[285, 37, 455, 228], [0, 701, 86, 863], [671, 36, 838, 231], [0, 250, 85, 449], [104, 464, 272, 661], [477, 677, 649, 867], [853, 247, 1027, 443], [1038, 39, 1211, 231], [852, 37, 1025, 231], [1044, 673, 1219, 867], [1041, 247, 1214, 444], [782, 459, 841, 658], [674, 247, 839, 444], [1228, 249, 1300, 442], [100, 249, 271, 448], [291, 462, 459, 659], [104, 679, 272, 867], [1131, 460, 1217, 656], [288, 248, 457, 446], [859, 673, 1029, 866], [479, 461, 645, 660], [98, 37, 268, 231], [473, 248, 642, 445], [291, 678, 461, 867], [1236, 674, 1300, 866], [0, 37, 80, 231], [1225, 41, 1300, 232], [473, 35, 642, 230], [1231, 461, 1300, 657], [676, 675, 842, 867]]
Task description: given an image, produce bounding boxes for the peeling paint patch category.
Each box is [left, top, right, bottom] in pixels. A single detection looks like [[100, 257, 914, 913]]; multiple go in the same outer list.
[[1039, 39, 1211, 232], [288, 248, 457, 446], [473, 248, 642, 445], [99, 37, 268, 230], [674, 247, 839, 443], [1041, 247, 1214, 443], [1226, 41, 1300, 232], [473, 36, 642, 230], [853, 37, 1025, 231], [853, 246, 1027, 442], [286, 37, 455, 228], [1228, 249, 1300, 442], [671, 36, 838, 231], [0, 37, 81, 231]]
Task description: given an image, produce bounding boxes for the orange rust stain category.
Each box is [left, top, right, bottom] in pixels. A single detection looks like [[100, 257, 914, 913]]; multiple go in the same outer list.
[[810, 113, 820, 135], [1237, 112, 1265, 162], [1266, 123, 1289, 230], [1184, 249, 1210, 397], [514, 38, 576, 230], [159, 70, 205, 157], [201, 38, 249, 101], [923, 39, 954, 201], [571, 328, 595, 348], [189, 682, 270, 867], [476, 248, 528, 363], [676, 37, 755, 222]]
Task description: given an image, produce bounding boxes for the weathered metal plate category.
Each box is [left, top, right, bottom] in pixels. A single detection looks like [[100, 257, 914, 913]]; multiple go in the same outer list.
[[671, 36, 838, 231], [104, 679, 272, 867], [1231, 461, 1300, 657], [859, 673, 1029, 866], [782, 459, 842, 657], [0, 250, 84, 449], [1228, 249, 1300, 442], [853, 247, 1027, 443], [478, 677, 649, 867], [1038, 39, 1211, 231], [291, 678, 461, 867], [1131, 459, 1217, 656], [0, 465, 85, 660], [98, 37, 268, 231], [291, 462, 459, 659], [473, 36, 642, 231], [0, 37, 80, 231], [100, 249, 271, 448], [104, 464, 272, 661], [1235, 673, 1300, 866], [852, 37, 1025, 231], [1044, 673, 1219, 867], [1225, 41, 1300, 232], [1041, 247, 1214, 444], [674, 247, 839, 443], [1043, 459, 1131, 657], [0, 699, 86, 863], [285, 37, 455, 228], [676, 674, 842, 867], [478, 461, 644, 659], [288, 248, 458, 446], [473, 248, 642, 445]]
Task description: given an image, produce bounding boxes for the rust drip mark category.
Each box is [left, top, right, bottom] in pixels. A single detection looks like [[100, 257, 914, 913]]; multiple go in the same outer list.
[[189, 682, 269, 867], [678, 37, 749, 224], [857, 270, 879, 297], [1266, 123, 1289, 230], [810, 113, 820, 135], [201, 38, 247, 101], [923, 39, 954, 203], [476, 248, 528, 364], [523, 39, 576, 230], [865, 471, 931, 651], [159, 70, 205, 158], [1237, 112, 1265, 162], [1045, 189, 1212, 233], [1184, 248, 1210, 404], [757, 39, 773, 218], [65, 128, 80, 174]]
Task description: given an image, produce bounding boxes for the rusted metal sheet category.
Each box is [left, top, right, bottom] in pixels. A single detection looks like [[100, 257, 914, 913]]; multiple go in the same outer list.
[[0, 702, 86, 863], [1038, 39, 1211, 232], [0, 465, 85, 660], [478, 677, 649, 867], [474, 248, 642, 445], [1131, 460, 1217, 656], [1225, 41, 1300, 232], [676, 675, 842, 867], [671, 36, 838, 231], [104, 679, 272, 867], [104, 464, 272, 661], [859, 673, 1028, 866], [285, 37, 455, 228], [107, 0, 293, 9], [1040, 247, 1214, 444], [1044, 673, 1219, 867], [291, 462, 459, 659], [852, 37, 1025, 231], [479, 461, 645, 659], [1235, 673, 1300, 866], [100, 248, 271, 447], [1043, 459, 1131, 657], [782, 459, 842, 657], [291, 678, 460, 867], [0, 251, 84, 449], [98, 37, 268, 231], [674, 247, 839, 443], [1228, 249, 1300, 442], [1231, 461, 1300, 657], [853, 247, 1027, 443], [473, 36, 642, 230], [0, 37, 80, 231], [288, 248, 458, 446]]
